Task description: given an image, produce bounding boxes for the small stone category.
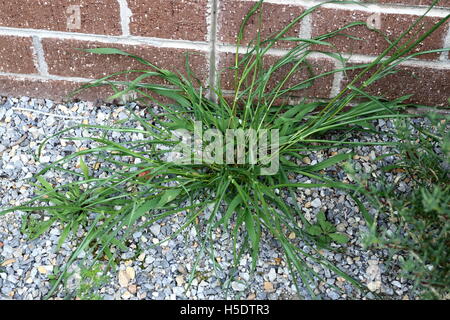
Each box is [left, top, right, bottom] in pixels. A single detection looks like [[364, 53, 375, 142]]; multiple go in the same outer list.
[[368, 259, 378, 266], [40, 156, 51, 163], [46, 117, 56, 126], [178, 265, 187, 274], [288, 232, 296, 239], [126, 267, 135, 280], [49, 228, 60, 236], [122, 290, 132, 299], [97, 113, 107, 121], [366, 261, 380, 280], [264, 282, 275, 293], [311, 198, 322, 208], [240, 272, 250, 281], [128, 284, 137, 294], [367, 281, 381, 292], [149, 224, 161, 236], [175, 275, 185, 286], [1, 287, 12, 295], [302, 157, 311, 164], [138, 292, 147, 299], [173, 287, 184, 296], [137, 253, 146, 262], [145, 255, 155, 264], [247, 293, 256, 300], [37, 266, 52, 274], [383, 286, 394, 295], [328, 291, 340, 300], [268, 268, 277, 282], [118, 271, 129, 287], [1, 258, 16, 267], [231, 281, 246, 292], [58, 104, 68, 113], [118, 112, 128, 120]]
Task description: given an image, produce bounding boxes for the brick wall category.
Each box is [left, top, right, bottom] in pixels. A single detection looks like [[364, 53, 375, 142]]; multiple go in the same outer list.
[[0, 0, 449, 106]]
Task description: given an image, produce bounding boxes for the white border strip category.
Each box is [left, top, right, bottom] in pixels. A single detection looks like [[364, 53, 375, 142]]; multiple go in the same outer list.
[[330, 58, 344, 98], [31, 36, 49, 76], [0, 71, 94, 83], [117, 0, 132, 36], [206, 0, 218, 100], [298, 10, 312, 39], [343, 52, 450, 69], [236, 0, 450, 17], [217, 43, 450, 69], [440, 23, 450, 61], [0, 27, 210, 52]]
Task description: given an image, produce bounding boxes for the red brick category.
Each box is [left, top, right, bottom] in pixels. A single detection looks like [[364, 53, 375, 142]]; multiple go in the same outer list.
[[341, 63, 450, 107], [41, 38, 209, 85], [312, 8, 448, 60], [0, 0, 121, 35], [129, 0, 209, 41], [0, 36, 37, 74], [0, 75, 182, 105], [218, 52, 335, 99], [0, 76, 115, 103], [218, 0, 305, 49]]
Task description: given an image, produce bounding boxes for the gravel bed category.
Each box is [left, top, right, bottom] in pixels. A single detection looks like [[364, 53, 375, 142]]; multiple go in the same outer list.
[[0, 96, 418, 300]]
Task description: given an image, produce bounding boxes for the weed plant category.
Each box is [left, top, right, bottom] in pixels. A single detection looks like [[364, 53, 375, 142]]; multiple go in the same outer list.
[[354, 113, 449, 299]]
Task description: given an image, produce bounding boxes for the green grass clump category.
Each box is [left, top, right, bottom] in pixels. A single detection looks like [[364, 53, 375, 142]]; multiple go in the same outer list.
[[1, 0, 449, 299]]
